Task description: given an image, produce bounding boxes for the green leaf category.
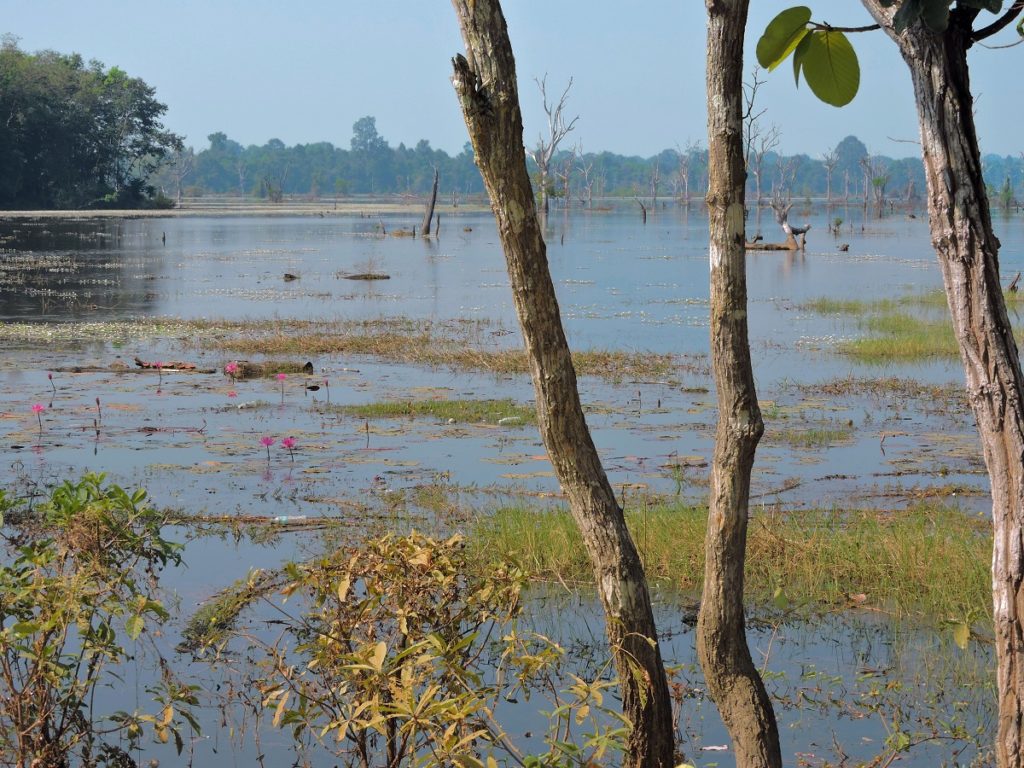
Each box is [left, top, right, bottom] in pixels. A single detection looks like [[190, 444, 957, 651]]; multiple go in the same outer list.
[[952, 621, 970, 650], [1017, 15, 1023, 36], [921, 0, 951, 32], [125, 614, 144, 641], [799, 30, 860, 107], [756, 6, 812, 71], [893, 0, 923, 34], [960, 0, 1003, 12], [792, 32, 813, 86]]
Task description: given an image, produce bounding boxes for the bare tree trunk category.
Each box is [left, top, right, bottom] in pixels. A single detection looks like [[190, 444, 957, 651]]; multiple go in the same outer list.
[[699, 2, 782, 766], [862, 4, 1024, 766], [449, 3, 675, 765], [421, 168, 439, 236]]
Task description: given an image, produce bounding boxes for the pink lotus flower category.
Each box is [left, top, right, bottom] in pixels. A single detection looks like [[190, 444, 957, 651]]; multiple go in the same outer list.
[[225, 362, 239, 376], [228, 390, 238, 398], [276, 373, 287, 381], [260, 435, 275, 461], [282, 436, 296, 462], [277, 372, 287, 403], [32, 403, 45, 431]]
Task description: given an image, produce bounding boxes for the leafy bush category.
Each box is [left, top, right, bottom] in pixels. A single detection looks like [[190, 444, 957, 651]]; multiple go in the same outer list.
[[0, 474, 196, 766]]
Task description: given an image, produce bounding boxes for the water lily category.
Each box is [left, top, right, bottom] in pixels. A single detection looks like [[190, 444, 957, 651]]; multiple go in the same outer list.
[[228, 390, 238, 398], [225, 361, 239, 379], [48, 372, 56, 393], [282, 436, 296, 462], [260, 435, 275, 461], [32, 402, 45, 432], [277, 372, 287, 403]]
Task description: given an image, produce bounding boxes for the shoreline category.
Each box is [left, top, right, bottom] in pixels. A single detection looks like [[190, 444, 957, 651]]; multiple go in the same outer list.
[[0, 200, 493, 219]]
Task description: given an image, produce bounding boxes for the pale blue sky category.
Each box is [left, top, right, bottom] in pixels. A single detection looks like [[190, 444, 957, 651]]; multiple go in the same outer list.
[[2, 1, 1021, 158]]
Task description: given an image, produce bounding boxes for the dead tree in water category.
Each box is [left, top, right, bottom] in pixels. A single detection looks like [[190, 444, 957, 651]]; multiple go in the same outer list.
[[421, 168, 439, 236], [745, 200, 810, 250]]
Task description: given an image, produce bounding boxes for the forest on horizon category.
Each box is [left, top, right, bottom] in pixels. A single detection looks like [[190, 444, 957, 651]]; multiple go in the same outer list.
[[1, 36, 1022, 210]]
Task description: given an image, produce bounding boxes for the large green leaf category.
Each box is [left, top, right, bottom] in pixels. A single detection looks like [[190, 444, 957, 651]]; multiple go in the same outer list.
[[921, 0, 951, 32], [800, 30, 860, 107], [960, 0, 1003, 13], [757, 6, 812, 71], [892, 0, 924, 34]]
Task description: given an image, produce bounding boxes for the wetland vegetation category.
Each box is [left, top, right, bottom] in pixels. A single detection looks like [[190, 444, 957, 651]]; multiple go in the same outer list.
[[0, 205, 1018, 765]]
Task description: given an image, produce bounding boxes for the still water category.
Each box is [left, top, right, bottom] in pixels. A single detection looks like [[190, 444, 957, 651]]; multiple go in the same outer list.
[[0, 204, 1020, 765]]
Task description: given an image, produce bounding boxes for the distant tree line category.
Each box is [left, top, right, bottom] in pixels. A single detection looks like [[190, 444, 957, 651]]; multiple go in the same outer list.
[[0, 36, 181, 209], [165, 122, 1024, 211], [0, 35, 1020, 211]]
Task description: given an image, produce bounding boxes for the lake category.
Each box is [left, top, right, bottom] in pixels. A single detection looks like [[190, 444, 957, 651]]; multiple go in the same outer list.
[[0, 202, 1019, 766]]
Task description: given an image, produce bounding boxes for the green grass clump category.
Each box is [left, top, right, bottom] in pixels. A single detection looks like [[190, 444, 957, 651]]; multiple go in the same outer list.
[[467, 502, 990, 622], [769, 424, 855, 449], [802, 290, 1024, 363], [841, 312, 957, 362], [328, 398, 536, 425]]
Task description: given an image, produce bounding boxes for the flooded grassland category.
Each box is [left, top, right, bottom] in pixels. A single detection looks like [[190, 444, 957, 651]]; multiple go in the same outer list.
[[1, 204, 1022, 766]]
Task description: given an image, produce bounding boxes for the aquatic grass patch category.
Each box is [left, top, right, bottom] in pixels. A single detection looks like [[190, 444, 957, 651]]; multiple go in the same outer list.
[[466, 502, 990, 621], [205, 320, 704, 382], [768, 422, 855, 449], [326, 397, 536, 425], [842, 312, 958, 362], [802, 290, 1024, 363], [0, 315, 706, 382]]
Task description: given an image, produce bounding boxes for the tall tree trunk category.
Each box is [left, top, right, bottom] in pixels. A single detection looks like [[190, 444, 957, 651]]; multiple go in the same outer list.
[[862, 4, 1024, 766], [698, 2, 783, 767], [448, 2, 675, 765], [421, 167, 439, 236]]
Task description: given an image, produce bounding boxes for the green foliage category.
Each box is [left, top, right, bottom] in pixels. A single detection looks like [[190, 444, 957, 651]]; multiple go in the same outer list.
[[760, 2, 1012, 107], [792, 29, 860, 107], [0, 474, 194, 765], [756, 6, 813, 72], [757, 8, 857, 106], [191, 532, 630, 766], [0, 39, 180, 209]]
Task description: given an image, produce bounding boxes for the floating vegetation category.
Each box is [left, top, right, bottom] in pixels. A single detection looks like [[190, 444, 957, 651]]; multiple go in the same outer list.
[[326, 397, 536, 425]]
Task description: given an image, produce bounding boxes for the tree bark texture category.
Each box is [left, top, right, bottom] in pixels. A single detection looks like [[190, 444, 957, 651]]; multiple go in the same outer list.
[[697, 2, 783, 767], [448, 2, 675, 765], [862, 4, 1024, 766]]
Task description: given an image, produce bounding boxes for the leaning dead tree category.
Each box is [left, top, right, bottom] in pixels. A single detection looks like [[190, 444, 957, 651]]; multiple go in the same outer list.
[[420, 167, 439, 236], [449, 1, 675, 765], [745, 199, 810, 250], [700, 1, 783, 765], [529, 74, 578, 217]]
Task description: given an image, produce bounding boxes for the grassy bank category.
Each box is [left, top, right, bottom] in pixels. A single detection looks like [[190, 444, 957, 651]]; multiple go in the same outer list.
[[467, 501, 991, 622]]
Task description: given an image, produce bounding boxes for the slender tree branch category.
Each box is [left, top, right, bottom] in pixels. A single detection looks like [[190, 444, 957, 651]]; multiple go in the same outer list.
[[811, 22, 880, 33], [972, 0, 1024, 41]]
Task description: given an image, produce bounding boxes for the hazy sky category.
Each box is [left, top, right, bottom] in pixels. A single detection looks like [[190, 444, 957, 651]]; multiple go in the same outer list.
[[2, 1, 1021, 158]]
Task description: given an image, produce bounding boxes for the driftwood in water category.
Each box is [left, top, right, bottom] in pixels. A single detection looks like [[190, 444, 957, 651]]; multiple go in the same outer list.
[[135, 357, 197, 370], [227, 360, 314, 379], [745, 200, 810, 251], [343, 272, 391, 281], [421, 168, 439, 235]]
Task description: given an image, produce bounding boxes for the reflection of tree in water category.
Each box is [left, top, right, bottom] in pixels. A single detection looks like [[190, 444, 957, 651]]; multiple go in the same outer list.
[[0, 219, 166, 321]]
